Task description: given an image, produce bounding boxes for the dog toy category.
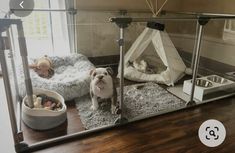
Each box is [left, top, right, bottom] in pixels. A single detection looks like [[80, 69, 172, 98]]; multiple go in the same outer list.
[[35, 94, 62, 111], [133, 59, 148, 73], [33, 97, 43, 108], [29, 55, 54, 79]]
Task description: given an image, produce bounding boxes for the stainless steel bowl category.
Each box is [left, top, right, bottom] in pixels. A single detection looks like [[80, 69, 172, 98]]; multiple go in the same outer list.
[[192, 79, 213, 88], [207, 76, 228, 84]]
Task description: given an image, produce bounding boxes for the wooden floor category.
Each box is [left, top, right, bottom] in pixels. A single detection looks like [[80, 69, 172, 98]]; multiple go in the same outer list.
[[32, 96, 235, 153], [23, 78, 235, 152]]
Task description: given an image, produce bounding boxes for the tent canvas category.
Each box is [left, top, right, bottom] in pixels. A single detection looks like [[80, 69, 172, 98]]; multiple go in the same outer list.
[[118, 27, 187, 86]]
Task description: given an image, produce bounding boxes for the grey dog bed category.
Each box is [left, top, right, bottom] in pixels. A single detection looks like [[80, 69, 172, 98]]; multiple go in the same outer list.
[[17, 54, 95, 101], [75, 82, 186, 130]]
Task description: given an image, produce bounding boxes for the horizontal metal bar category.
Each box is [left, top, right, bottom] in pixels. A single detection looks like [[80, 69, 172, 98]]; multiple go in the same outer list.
[[10, 8, 154, 14], [110, 16, 235, 24], [0, 18, 22, 22], [161, 10, 235, 18], [10, 9, 77, 12], [77, 8, 152, 13]]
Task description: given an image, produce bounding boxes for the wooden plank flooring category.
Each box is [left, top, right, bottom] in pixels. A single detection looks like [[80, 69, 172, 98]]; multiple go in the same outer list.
[[34, 97, 235, 153], [23, 75, 235, 153]]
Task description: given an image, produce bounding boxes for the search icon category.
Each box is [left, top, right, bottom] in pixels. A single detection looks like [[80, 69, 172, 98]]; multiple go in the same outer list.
[[199, 119, 226, 147], [209, 130, 216, 137]]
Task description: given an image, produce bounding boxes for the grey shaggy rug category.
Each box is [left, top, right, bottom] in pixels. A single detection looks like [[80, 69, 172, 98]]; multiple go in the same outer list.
[[17, 54, 95, 101], [75, 82, 186, 130]]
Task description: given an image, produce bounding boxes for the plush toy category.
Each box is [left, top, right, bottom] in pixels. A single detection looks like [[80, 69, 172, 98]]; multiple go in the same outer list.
[[37, 94, 62, 111], [44, 101, 55, 110], [33, 97, 42, 108], [29, 55, 54, 79], [30, 94, 61, 110], [133, 59, 148, 73]]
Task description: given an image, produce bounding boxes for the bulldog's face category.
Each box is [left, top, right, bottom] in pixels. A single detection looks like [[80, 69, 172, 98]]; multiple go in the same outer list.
[[90, 67, 113, 87]]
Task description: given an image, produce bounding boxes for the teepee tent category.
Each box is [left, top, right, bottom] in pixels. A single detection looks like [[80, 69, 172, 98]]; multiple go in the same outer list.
[[118, 24, 187, 86]]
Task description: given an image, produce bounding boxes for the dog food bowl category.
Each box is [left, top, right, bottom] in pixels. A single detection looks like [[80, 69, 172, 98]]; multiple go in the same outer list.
[[193, 79, 213, 88], [183, 75, 235, 101], [207, 75, 228, 84], [22, 88, 67, 130]]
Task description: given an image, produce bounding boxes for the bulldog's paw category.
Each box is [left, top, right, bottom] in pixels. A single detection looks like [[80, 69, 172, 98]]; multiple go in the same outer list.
[[111, 105, 121, 114]]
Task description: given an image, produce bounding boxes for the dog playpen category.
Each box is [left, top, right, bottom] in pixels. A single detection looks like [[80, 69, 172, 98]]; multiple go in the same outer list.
[[1, 7, 235, 152]]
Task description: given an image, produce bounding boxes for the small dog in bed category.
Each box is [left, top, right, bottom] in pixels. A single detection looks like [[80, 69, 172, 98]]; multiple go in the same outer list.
[[89, 67, 119, 114]]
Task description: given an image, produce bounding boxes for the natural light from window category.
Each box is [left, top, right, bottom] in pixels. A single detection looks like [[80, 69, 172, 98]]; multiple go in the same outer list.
[[11, 0, 70, 58]]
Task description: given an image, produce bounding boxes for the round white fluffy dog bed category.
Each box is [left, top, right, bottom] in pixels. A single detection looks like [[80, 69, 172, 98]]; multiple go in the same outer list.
[[18, 54, 95, 101]]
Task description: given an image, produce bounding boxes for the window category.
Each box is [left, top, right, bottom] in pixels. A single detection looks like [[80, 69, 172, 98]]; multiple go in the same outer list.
[[223, 19, 235, 42], [11, 0, 70, 58]]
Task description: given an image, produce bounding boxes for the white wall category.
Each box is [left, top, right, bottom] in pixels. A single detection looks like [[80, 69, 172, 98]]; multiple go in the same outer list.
[[170, 33, 235, 66], [75, 0, 182, 57], [172, 0, 235, 67], [75, 0, 235, 67], [76, 11, 150, 57]]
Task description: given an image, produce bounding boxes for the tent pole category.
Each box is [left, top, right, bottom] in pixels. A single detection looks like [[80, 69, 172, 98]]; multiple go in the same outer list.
[[188, 18, 209, 106]]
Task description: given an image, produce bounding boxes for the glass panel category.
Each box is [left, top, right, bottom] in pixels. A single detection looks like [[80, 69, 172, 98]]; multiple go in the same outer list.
[[1, 31, 18, 111], [2, 8, 235, 147]]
